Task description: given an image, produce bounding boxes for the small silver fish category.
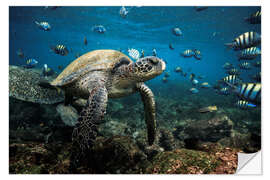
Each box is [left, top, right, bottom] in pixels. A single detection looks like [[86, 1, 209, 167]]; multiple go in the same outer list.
[[219, 87, 230, 95], [92, 25, 106, 33], [152, 49, 157, 56], [172, 27, 182, 36], [223, 62, 233, 70], [227, 68, 240, 76], [119, 6, 128, 18], [190, 88, 199, 94], [238, 62, 251, 70], [35, 21, 51, 31]]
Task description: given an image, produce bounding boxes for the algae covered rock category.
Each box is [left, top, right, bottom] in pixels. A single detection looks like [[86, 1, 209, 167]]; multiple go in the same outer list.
[[145, 149, 220, 174], [84, 136, 149, 173], [98, 120, 132, 137], [157, 128, 176, 151], [175, 113, 234, 144], [218, 131, 261, 153], [145, 146, 238, 174]]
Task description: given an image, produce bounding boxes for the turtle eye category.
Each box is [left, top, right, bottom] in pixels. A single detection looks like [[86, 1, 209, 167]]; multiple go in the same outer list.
[[149, 58, 159, 65]]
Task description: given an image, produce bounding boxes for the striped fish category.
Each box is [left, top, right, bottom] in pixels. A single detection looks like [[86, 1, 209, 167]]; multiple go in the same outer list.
[[219, 87, 230, 95], [250, 72, 261, 82], [225, 31, 261, 50], [245, 10, 261, 24], [226, 68, 241, 75], [235, 83, 261, 104], [238, 47, 261, 60], [35, 21, 51, 31], [222, 75, 242, 85], [181, 49, 194, 57], [51, 45, 69, 56], [23, 58, 38, 68], [223, 62, 233, 70], [193, 49, 202, 60], [253, 61, 261, 68], [238, 62, 251, 70], [128, 48, 140, 60], [235, 100, 256, 109]]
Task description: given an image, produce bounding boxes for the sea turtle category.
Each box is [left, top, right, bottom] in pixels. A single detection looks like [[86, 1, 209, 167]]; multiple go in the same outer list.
[[40, 49, 166, 152]]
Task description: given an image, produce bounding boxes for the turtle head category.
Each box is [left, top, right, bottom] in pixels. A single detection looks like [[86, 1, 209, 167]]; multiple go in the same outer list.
[[132, 56, 166, 82]]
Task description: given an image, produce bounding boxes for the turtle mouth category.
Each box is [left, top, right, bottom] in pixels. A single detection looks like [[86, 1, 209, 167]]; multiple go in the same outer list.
[[161, 60, 166, 71]]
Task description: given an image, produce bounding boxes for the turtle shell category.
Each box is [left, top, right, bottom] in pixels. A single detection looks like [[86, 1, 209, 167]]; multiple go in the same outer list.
[[51, 49, 133, 87]]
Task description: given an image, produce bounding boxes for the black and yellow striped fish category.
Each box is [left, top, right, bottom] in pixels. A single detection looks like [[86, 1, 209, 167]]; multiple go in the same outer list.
[[238, 47, 261, 60], [235, 100, 257, 109], [238, 62, 251, 70], [51, 44, 69, 56], [219, 87, 230, 95], [222, 75, 242, 85], [181, 49, 194, 57], [193, 49, 202, 60], [226, 68, 240, 75], [245, 10, 261, 24], [225, 31, 261, 50], [235, 83, 261, 104]]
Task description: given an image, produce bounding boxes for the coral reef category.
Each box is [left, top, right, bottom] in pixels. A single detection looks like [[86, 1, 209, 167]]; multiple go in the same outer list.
[[175, 113, 234, 143], [145, 145, 238, 174], [9, 137, 238, 174], [9, 82, 261, 174]]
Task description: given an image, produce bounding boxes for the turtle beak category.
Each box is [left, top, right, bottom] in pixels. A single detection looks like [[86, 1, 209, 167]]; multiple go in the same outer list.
[[161, 60, 166, 71]]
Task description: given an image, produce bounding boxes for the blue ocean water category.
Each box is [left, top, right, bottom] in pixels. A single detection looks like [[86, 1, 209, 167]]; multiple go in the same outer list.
[[9, 6, 260, 85]]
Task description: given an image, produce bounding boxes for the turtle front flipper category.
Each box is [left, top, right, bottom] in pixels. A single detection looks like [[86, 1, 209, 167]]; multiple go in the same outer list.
[[72, 84, 108, 153], [136, 83, 156, 145]]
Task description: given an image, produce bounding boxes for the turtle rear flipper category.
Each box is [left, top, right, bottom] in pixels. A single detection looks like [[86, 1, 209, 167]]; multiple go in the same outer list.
[[137, 83, 156, 145], [72, 83, 108, 151]]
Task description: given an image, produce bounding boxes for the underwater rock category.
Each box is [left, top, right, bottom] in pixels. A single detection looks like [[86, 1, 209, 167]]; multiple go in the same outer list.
[[9, 97, 74, 144], [10, 136, 149, 174], [9, 142, 80, 174], [145, 147, 237, 174], [157, 128, 176, 151], [99, 120, 132, 137], [84, 136, 149, 173], [9, 97, 42, 130], [218, 131, 261, 153], [174, 113, 234, 144]]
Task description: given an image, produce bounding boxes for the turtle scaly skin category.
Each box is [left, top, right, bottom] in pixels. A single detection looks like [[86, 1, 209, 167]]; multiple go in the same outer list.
[[136, 83, 156, 145]]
